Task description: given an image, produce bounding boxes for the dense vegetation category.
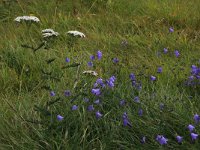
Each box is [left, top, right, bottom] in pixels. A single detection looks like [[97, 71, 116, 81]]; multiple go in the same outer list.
[[0, 0, 200, 149]]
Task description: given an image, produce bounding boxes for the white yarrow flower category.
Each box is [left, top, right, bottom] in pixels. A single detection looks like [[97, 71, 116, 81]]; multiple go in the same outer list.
[[83, 70, 98, 76], [67, 30, 85, 38], [42, 29, 59, 38], [14, 16, 40, 23]]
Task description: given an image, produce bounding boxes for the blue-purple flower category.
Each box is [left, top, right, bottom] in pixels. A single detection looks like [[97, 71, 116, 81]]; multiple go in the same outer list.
[[156, 135, 168, 145], [174, 50, 180, 57], [150, 75, 156, 81], [96, 78, 103, 84], [64, 90, 71, 96], [120, 99, 126, 106], [113, 58, 119, 63], [96, 111, 103, 119], [191, 133, 198, 140], [90, 55, 95, 61], [65, 58, 70, 62], [122, 112, 132, 127], [169, 27, 174, 33], [194, 114, 200, 124], [160, 103, 165, 110], [72, 105, 78, 110], [157, 67, 162, 73], [106, 76, 116, 88], [97, 50, 102, 60], [188, 124, 195, 132], [87, 105, 94, 112], [130, 73, 136, 81], [50, 91, 55, 96], [163, 48, 168, 54], [91, 88, 101, 96], [141, 136, 146, 144], [57, 115, 64, 121], [83, 98, 89, 102], [176, 135, 183, 143], [134, 96, 140, 103], [88, 61, 93, 67], [138, 108, 143, 116], [94, 99, 100, 104]]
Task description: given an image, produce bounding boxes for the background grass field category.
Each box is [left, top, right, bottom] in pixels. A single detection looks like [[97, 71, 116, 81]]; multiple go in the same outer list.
[[0, 0, 200, 149]]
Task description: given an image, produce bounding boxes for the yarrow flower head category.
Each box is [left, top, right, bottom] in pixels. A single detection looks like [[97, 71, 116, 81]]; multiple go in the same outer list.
[[91, 88, 101, 96], [83, 70, 98, 76], [57, 115, 64, 121], [156, 135, 168, 145], [174, 50, 180, 57], [67, 30, 85, 38], [176, 135, 183, 143], [95, 111, 103, 119], [14, 16, 40, 23], [121, 40, 128, 46], [188, 124, 195, 132], [42, 29, 59, 38], [191, 133, 198, 140], [97, 50, 102, 60]]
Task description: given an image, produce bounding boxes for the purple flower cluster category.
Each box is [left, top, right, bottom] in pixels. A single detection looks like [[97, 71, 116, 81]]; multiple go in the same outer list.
[[122, 112, 132, 127], [156, 135, 168, 145], [87, 50, 103, 67], [130, 73, 142, 90], [186, 64, 200, 86], [91, 88, 101, 96], [94, 78, 105, 88], [106, 76, 116, 88]]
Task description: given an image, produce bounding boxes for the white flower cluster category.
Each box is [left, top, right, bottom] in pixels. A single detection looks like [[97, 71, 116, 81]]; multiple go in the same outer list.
[[67, 30, 86, 38], [42, 29, 59, 38], [83, 70, 98, 76], [14, 16, 40, 23]]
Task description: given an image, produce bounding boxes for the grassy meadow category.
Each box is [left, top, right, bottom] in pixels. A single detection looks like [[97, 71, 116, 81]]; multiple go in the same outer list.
[[0, 0, 200, 149]]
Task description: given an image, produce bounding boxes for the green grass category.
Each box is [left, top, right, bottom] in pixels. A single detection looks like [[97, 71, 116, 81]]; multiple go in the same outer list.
[[0, 0, 200, 149]]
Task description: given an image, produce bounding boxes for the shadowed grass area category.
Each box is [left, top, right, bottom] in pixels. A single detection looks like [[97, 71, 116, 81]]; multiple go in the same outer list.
[[0, 0, 200, 149]]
